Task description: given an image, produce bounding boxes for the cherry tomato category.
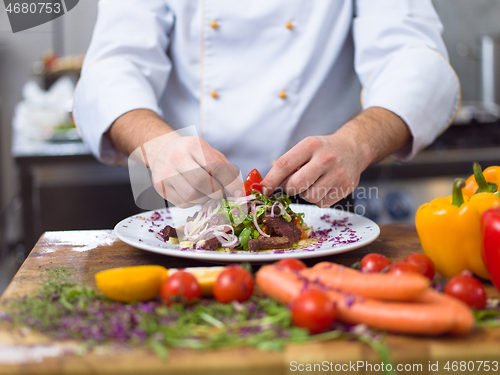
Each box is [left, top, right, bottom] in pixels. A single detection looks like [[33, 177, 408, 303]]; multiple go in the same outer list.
[[293, 217, 308, 240], [244, 169, 263, 196], [404, 253, 435, 280], [444, 273, 487, 310], [291, 290, 336, 334], [213, 265, 254, 303], [275, 258, 307, 272], [360, 253, 391, 273], [160, 271, 201, 305], [387, 261, 422, 276]]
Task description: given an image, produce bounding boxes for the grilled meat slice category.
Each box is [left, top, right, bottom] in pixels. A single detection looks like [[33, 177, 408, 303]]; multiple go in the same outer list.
[[248, 236, 291, 251], [162, 225, 182, 240], [204, 236, 222, 250], [261, 216, 302, 244], [247, 215, 302, 251]]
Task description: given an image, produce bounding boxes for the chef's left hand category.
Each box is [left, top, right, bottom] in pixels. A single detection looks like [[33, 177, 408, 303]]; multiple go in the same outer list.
[[261, 107, 411, 208]]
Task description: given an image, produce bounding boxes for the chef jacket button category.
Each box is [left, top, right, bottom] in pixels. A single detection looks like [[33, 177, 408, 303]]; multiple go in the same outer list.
[[210, 20, 219, 29], [286, 21, 294, 30], [210, 90, 219, 99], [279, 90, 287, 99]]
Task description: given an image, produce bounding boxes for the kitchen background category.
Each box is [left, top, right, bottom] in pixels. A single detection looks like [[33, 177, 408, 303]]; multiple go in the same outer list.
[[1, 0, 500, 292]]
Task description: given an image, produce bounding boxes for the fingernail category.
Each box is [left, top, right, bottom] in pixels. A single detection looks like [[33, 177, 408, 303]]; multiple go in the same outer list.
[[262, 187, 270, 197]]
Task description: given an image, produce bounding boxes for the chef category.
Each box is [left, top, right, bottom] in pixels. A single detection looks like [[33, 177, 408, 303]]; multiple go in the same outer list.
[[73, 0, 460, 209]]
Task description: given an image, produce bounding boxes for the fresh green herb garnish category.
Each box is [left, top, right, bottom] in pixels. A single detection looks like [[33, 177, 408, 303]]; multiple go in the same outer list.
[[0, 266, 394, 369], [239, 228, 252, 251], [474, 299, 500, 327]]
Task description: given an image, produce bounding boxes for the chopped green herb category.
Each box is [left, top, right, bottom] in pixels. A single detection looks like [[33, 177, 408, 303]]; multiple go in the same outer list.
[[0, 266, 394, 368], [474, 299, 500, 327]]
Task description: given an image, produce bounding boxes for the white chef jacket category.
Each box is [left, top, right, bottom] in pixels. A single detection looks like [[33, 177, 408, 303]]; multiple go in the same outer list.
[[73, 0, 460, 178]]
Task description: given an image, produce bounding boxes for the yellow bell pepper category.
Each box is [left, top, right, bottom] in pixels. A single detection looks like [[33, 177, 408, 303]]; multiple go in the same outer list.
[[463, 162, 500, 197], [416, 178, 500, 279]]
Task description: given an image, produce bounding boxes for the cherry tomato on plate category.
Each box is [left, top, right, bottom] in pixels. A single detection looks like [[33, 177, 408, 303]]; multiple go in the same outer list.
[[360, 253, 391, 273], [404, 253, 435, 280], [213, 265, 254, 303], [293, 217, 309, 240], [244, 169, 263, 196], [444, 272, 487, 310], [160, 271, 201, 305], [291, 290, 336, 334], [387, 261, 422, 276], [275, 258, 307, 272]]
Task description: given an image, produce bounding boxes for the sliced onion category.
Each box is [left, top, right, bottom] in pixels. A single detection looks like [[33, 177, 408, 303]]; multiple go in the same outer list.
[[185, 223, 210, 242], [213, 230, 239, 248], [205, 200, 214, 218], [184, 200, 224, 239], [212, 224, 234, 234], [270, 202, 278, 217], [251, 202, 270, 238], [269, 201, 285, 217], [221, 237, 239, 248], [227, 195, 255, 203]]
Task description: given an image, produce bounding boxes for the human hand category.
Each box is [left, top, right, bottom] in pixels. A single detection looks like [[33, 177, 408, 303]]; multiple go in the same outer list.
[[261, 134, 366, 208], [261, 107, 411, 208], [108, 109, 243, 208], [144, 134, 243, 208]]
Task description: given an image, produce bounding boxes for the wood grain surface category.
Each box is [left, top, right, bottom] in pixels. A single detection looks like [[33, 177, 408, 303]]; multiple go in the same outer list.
[[1, 224, 500, 375]]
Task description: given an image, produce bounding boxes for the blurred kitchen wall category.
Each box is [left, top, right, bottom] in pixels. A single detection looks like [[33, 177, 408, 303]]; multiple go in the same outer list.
[[0, 0, 98, 236], [434, 0, 500, 102]]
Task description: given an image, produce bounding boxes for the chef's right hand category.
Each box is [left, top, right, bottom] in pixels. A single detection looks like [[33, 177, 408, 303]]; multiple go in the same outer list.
[[108, 109, 242, 208], [146, 135, 243, 208]]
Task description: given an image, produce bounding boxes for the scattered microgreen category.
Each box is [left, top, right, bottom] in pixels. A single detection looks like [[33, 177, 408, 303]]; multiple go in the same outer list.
[[0, 266, 394, 369], [474, 299, 500, 327], [356, 334, 395, 375], [350, 261, 361, 270]]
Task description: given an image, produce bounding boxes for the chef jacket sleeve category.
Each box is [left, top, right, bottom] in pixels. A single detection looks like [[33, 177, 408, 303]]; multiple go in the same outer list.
[[73, 0, 174, 165], [353, 0, 460, 162]]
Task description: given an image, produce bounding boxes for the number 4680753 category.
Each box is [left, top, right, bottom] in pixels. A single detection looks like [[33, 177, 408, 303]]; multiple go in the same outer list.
[[5, 3, 62, 14], [444, 361, 498, 372]]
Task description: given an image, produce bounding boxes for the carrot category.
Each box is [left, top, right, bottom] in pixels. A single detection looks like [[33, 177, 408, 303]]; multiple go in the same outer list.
[[256, 265, 473, 336], [300, 261, 430, 301]]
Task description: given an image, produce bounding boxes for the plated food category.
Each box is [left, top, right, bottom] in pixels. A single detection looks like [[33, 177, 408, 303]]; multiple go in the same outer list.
[[159, 191, 311, 252], [114, 169, 380, 261], [114, 204, 379, 262]]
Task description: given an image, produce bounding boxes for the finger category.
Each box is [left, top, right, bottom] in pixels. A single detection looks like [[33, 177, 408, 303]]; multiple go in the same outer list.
[[152, 146, 222, 202], [282, 161, 323, 198], [224, 175, 244, 198], [261, 138, 315, 195], [163, 173, 210, 206], [181, 164, 225, 198], [298, 168, 343, 204], [207, 162, 243, 197], [315, 192, 338, 209], [315, 182, 356, 208], [153, 180, 193, 208], [192, 140, 242, 196], [316, 187, 349, 208]]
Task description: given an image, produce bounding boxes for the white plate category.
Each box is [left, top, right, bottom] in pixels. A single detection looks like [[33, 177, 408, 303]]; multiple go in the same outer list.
[[114, 204, 380, 263]]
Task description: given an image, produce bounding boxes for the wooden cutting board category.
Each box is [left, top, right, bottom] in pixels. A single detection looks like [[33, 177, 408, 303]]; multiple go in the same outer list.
[[0, 224, 499, 375]]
